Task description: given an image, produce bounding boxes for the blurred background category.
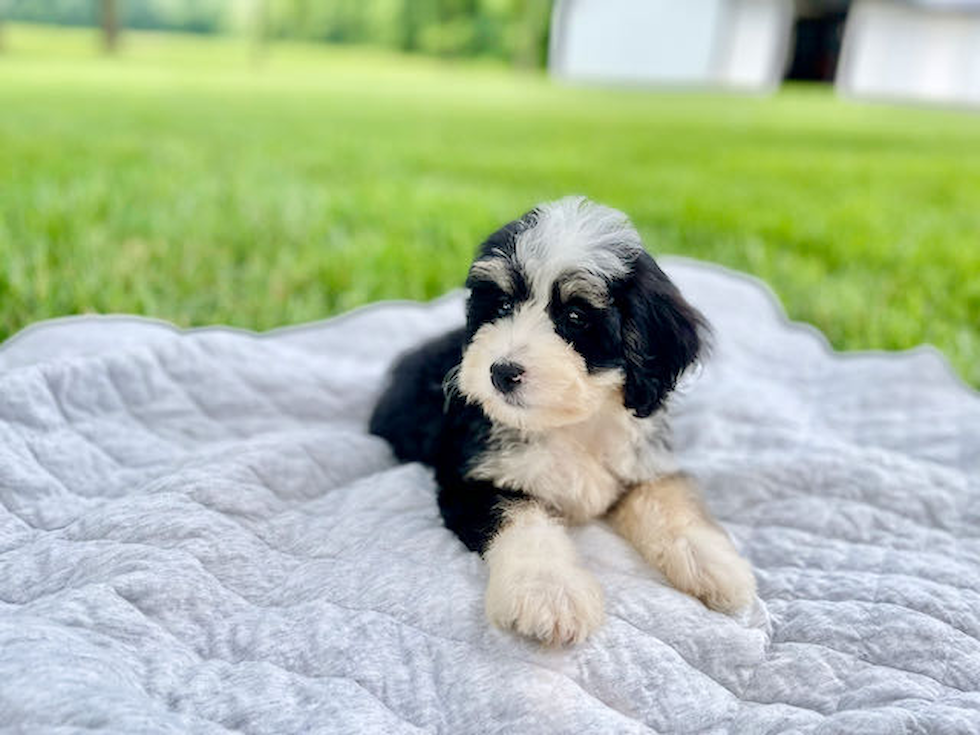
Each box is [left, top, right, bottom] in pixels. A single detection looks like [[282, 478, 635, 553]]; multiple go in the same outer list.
[[0, 0, 977, 386]]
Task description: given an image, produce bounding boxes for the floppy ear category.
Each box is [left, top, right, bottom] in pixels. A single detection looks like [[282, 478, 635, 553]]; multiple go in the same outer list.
[[618, 251, 708, 418]]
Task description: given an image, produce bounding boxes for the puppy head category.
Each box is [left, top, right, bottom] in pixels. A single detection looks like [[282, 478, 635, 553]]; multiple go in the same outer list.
[[457, 196, 706, 432]]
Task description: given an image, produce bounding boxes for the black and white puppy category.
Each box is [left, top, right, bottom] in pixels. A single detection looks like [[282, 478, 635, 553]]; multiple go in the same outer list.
[[370, 196, 755, 645]]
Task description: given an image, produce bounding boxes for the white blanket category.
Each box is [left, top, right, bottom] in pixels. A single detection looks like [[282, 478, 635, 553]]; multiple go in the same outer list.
[[1, 259, 978, 734]]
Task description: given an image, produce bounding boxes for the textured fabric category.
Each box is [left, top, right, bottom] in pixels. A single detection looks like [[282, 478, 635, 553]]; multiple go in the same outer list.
[[0, 260, 977, 734]]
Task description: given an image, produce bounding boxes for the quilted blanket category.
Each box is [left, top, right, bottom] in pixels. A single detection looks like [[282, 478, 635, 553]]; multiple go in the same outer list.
[[1, 259, 978, 734]]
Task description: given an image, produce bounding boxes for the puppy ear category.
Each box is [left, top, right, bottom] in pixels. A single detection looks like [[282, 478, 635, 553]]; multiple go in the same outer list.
[[617, 252, 708, 418]]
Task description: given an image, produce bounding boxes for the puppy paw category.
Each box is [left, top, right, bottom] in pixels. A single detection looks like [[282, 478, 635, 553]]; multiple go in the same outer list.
[[661, 524, 756, 614], [485, 564, 604, 646]]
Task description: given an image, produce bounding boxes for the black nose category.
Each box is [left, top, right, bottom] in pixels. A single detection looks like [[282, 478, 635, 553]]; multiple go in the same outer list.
[[490, 361, 524, 394]]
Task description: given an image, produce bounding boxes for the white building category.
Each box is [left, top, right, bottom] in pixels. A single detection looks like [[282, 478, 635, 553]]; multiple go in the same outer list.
[[837, 1, 980, 107], [548, 0, 796, 91]]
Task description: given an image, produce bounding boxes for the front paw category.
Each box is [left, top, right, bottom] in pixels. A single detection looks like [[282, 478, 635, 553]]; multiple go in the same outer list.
[[485, 564, 604, 646], [661, 525, 756, 614]]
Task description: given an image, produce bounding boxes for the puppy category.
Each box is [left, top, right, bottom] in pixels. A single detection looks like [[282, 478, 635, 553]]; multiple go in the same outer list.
[[370, 196, 755, 645]]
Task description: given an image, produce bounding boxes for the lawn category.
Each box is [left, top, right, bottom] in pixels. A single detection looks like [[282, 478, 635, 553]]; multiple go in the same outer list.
[[1, 23, 978, 386]]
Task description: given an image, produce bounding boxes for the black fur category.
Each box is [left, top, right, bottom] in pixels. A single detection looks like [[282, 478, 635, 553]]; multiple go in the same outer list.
[[615, 251, 707, 418], [369, 212, 706, 555], [369, 326, 529, 553], [369, 327, 464, 465], [548, 280, 624, 374], [464, 216, 532, 340], [472, 213, 532, 263], [433, 394, 527, 553]]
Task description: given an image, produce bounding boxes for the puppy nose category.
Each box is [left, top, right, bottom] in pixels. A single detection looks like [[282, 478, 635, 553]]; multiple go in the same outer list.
[[490, 361, 524, 394]]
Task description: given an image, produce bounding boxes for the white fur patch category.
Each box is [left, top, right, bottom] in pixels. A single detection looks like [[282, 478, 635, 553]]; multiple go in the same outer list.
[[515, 196, 641, 299], [484, 504, 604, 645]]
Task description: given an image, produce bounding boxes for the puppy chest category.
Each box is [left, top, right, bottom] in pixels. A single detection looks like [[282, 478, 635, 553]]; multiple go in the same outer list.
[[469, 414, 673, 522]]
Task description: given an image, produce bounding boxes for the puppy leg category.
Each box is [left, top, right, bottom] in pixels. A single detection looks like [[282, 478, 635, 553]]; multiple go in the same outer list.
[[607, 473, 755, 613], [484, 502, 604, 646]]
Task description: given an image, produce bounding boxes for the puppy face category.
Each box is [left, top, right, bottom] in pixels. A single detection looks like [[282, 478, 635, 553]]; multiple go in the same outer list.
[[457, 197, 706, 432]]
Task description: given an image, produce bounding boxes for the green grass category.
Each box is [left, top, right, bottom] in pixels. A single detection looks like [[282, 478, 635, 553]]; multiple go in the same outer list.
[[2, 23, 979, 386]]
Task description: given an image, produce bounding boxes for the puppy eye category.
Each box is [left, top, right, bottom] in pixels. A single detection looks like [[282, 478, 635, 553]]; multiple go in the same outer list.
[[566, 306, 588, 328], [496, 299, 514, 318]]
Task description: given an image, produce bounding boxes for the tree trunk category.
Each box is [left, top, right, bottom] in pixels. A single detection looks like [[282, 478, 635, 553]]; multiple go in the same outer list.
[[513, 0, 552, 69], [102, 0, 120, 53]]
